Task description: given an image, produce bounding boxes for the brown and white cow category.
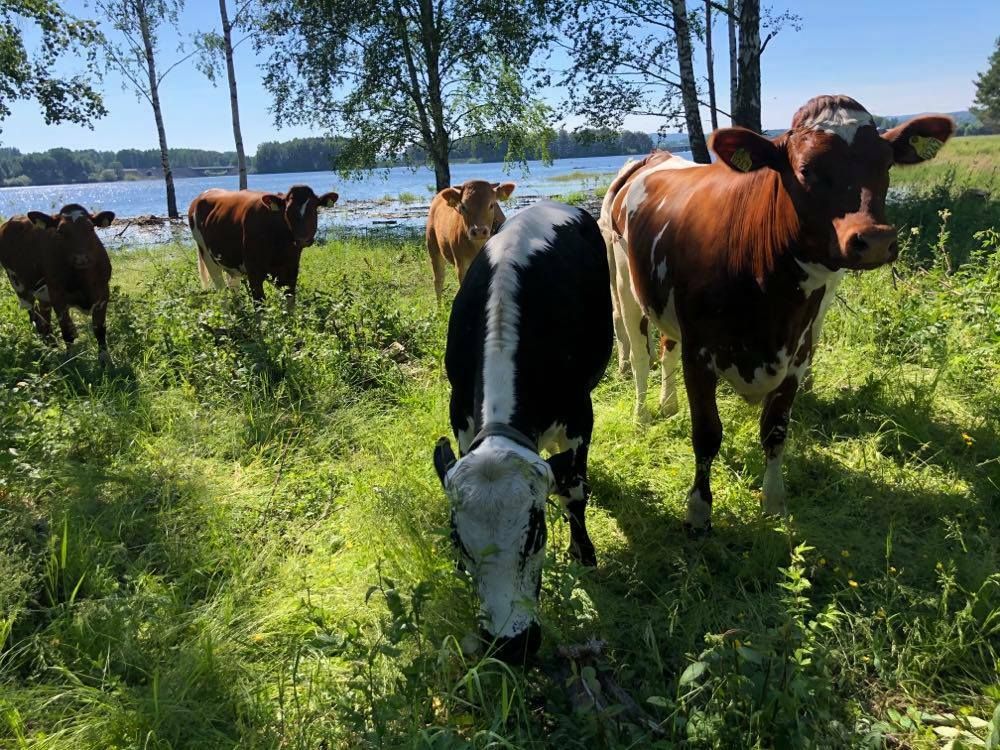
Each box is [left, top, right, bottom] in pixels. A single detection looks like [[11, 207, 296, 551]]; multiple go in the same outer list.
[[426, 180, 516, 303], [188, 185, 338, 302], [603, 95, 954, 532], [0, 204, 115, 364]]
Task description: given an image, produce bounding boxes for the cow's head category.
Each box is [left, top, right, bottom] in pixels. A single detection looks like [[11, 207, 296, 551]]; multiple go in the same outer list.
[[28, 205, 115, 263], [710, 94, 954, 271], [433, 434, 553, 662], [261, 185, 338, 247], [439, 180, 516, 246]]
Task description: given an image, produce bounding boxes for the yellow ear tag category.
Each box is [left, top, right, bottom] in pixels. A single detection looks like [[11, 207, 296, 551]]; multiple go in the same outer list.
[[731, 148, 753, 172], [909, 135, 943, 160]]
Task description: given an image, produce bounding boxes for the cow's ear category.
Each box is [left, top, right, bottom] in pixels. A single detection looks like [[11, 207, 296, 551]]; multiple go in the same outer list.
[[440, 187, 463, 209], [27, 211, 56, 229], [883, 115, 955, 165], [492, 182, 516, 201], [545, 450, 575, 495], [433, 437, 457, 487], [710, 127, 782, 173], [92, 211, 115, 228], [317, 191, 339, 208], [260, 194, 284, 212]]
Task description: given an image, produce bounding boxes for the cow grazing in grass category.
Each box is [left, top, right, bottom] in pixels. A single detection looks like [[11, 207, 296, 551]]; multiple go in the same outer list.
[[426, 180, 516, 303], [0, 205, 115, 364], [433, 201, 612, 661], [603, 94, 954, 533], [188, 185, 338, 302]]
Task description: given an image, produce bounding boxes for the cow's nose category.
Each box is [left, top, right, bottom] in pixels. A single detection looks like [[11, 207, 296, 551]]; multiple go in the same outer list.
[[848, 225, 898, 266], [469, 226, 490, 239], [480, 622, 541, 663]]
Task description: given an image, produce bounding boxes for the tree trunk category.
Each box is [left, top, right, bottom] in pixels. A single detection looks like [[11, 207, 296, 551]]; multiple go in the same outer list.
[[418, 0, 451, 191], [728, 0, 738, 125], [670, 0, 710, 163], [219, 0, 247, 189], [137, 0, 177, 218], [705, 0, 718, 131], [734, 0, 761, 132]]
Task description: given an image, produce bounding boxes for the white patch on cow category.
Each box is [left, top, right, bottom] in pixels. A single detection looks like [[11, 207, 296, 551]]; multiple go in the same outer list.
[[796, 259, 846, 346], [60, 208, 86, 221], [761, 451, 787, 515], [300, 200, 309, 219], [443, 435, 553, 639], [649, 289, 680, 342], [659, 339, 681, 417], [712, 347, 791, 402], [650, 221, 669, 264], [481, 203, 578, 424], [685, 487, 712, 529], [798, 106, 875, 145]]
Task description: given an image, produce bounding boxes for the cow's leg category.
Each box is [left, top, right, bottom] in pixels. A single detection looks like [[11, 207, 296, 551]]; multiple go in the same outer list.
[[605, 238, 631, 375], [196, 247, 228, 290], [760, 375, 799, 516], [682, 348, 721, 534], [550, 402, 597, 566], [616, 289, 652, 424], [246, 273, 265, 304], [92, 298, 112, 366], [428, 232, 447, 305], [24, 298, 53, 342], [45, 288, 77, 347], [455, 255, 473, 286], [275, 259, 300, 311], [658, 335, 681, 417]]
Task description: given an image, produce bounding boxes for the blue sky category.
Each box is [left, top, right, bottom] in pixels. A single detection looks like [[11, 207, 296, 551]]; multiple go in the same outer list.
[[2, 0, 998, 153]]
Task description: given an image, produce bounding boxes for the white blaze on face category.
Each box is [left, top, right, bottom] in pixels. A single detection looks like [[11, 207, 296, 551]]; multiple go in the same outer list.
[[798, 106, 876, 144], [481, 203, 578, 424], [444, 436, 552, 639]]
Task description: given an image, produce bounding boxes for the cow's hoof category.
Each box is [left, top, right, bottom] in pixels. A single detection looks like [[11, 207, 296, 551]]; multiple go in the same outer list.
[[569, 541, 597, 567], [658, 399, 679, 418], [618, 360, 631, 377], [634, 407, 651, 427], [683, 520, 713, 539], [98, 350, 114, 368]]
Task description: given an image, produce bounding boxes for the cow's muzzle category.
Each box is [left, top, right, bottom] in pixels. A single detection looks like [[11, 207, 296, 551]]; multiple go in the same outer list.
[[467, 226, 491, 242], [837, 221, 898, 269], [480, 622, 542, 663]]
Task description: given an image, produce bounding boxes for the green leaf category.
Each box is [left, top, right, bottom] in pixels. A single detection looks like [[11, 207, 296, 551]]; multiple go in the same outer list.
[[679, 661, 708, 686]]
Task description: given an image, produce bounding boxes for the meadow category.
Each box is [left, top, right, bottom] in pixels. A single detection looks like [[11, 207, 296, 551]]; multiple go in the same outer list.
[[1, 138, 999, 749]]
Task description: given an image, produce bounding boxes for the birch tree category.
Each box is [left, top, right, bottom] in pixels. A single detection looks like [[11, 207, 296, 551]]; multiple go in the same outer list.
[[95, 0, 186, 217]]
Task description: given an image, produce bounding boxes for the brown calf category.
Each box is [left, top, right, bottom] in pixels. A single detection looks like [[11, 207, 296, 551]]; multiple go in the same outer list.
[[189, 185, 338, 302], [604, 95, 954, 532], [0, 204, 115, 363], [426, 180, 515, 302]]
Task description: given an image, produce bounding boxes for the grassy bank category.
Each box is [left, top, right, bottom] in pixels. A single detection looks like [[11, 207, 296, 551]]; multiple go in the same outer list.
[[1, 152, 999, 749]]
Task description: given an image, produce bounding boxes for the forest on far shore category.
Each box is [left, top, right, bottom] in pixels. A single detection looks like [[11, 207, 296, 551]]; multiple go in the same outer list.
[[0, 128, 657, 188]]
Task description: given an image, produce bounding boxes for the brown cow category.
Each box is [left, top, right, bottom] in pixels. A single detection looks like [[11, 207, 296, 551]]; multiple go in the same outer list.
[[426, 180, 516, 302], [188, 185, 338, 302], [604, 95, 954, 533], [0, 204, 115, 364]]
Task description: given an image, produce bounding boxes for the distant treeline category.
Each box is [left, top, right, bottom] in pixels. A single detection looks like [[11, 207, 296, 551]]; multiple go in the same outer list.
[[1, 128, 655, 187], [0, 147, 240, 187]]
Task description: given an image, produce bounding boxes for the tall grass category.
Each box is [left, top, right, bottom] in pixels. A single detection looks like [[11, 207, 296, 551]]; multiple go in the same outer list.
[[0, 156, 998, 748]]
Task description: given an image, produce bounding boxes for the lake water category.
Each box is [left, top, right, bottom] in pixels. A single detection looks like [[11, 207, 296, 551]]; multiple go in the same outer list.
[[0, 153, 693, 218], [0, 152, 691, 248]]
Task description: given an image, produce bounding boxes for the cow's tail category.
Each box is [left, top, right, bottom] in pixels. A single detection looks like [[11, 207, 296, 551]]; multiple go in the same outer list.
[[600, 158, 645, 374], [189, 203, 223, 290]]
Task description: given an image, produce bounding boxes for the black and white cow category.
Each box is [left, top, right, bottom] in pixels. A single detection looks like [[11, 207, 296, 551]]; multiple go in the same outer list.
[[433, 201, 613, 661]]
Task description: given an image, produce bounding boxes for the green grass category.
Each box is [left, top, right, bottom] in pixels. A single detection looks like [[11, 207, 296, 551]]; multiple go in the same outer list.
[[546, 170, 619, 183], [1, 168, 999, 748]]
